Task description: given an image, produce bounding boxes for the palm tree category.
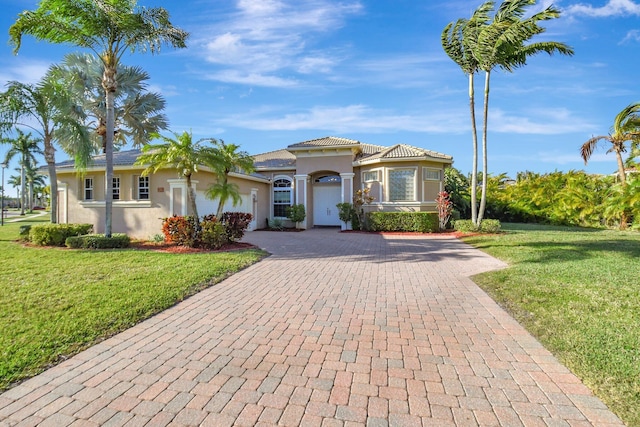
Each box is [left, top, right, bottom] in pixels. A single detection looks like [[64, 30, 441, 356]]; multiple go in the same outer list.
[[2, 130, 43, 215], [10, 0, 189, 237], [441, 1, 493, 225], [135, 131, 210, 228], [50, 53, 168, 170], [472, 0, 574, 224], [23, 158, 47, 212], [581, 103, 640, 185], [204, 140, 256, 218], [0, 75, 72, 223]]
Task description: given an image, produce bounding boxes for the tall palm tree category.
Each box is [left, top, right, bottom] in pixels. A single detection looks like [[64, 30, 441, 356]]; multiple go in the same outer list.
[[23, 157, 47, 212], [473, 0, 574, 223], [135, 131, 210, 228], [2, 130, 43, 215], [0, 75, 72, 223], [10, 0, 188, 237], [50, 53, 168, 170], [581, 103, 640, 185], [204, 140, 256, 218], [441, 1, 493, 225]]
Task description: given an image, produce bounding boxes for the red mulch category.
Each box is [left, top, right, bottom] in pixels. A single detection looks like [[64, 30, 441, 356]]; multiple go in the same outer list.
[[129, 240, 258, 254]]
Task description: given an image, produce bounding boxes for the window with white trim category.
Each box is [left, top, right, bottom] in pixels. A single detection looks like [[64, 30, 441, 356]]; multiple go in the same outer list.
[[363, 170, 379, 182], [112, 177, 120, 200], [273, 178, 292, 217], [84, 178, 93, 201], [137, 176, 150, 200], [388, 168, 416, 202], [423, 168, 441, 181]]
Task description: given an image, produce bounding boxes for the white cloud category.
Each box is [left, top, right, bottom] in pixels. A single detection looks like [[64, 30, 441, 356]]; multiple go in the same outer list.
[[490, 108, 598, 134], [566, 0, 640, 17], [620, 29, 640, 43], [193, 0, 363, 87], [0, 59, 51, 86], [217, 104, 467, 133]]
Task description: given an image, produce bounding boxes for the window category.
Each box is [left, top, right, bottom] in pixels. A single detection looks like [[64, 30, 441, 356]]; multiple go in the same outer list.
[[388, 169, 416, 202], [363, 170, 379, 182], [423, 168, 441, 181], [273, 178, 292, 217], [315, 175, 341, 183], [138, 176, 150, 200], [84, 178, 93, 201], [112, 177, 120, 200]]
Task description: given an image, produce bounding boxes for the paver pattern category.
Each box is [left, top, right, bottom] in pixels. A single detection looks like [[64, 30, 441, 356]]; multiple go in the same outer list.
[[0, 229, 624, 426]]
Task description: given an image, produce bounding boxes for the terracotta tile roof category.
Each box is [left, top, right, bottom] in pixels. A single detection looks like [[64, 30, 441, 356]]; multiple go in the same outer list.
[[287, 136, 361, 149], [252, 149, 297, 169], [356, 144, 452, 163], [55, 149, 145, 169]]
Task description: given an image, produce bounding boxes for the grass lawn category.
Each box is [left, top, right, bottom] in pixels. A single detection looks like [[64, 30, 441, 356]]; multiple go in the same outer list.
[[0, 217, 266, 391], [462, 223, 640, 426]]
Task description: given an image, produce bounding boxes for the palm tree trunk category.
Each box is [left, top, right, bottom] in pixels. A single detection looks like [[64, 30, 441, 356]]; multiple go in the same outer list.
[[469, 73, 479, 226], [615, 149, 627, 185], [44, 140, 58, 223], [20, 164, 25, 216], [216, 176, 228, 219], [477, 70, 491, 224], [186, 175, 200, 226], [103, 66, 116, 238]]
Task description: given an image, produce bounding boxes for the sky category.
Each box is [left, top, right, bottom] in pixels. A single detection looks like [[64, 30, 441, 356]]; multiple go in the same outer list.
[[1, 0, 639, 197]]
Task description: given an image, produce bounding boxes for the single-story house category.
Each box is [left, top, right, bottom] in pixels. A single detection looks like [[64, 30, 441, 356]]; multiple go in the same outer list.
[[51, 136, 453, 239]]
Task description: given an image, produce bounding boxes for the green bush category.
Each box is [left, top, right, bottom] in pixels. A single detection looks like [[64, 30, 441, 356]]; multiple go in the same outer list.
[[453, 219, 502, 233], [65, 234, 130, 249], [367, 212, 439, 233], [201, 217, 228, 250], [19, 225, 31, 241], [480, 219, 501, 233], [286, 204, 306, 228], [453, 219, 479, 232], [30, 223, 93, 246]]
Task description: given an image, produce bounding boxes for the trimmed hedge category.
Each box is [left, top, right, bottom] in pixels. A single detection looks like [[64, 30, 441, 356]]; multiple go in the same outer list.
[[29, 223, 93, 246], [367, 212, 439, 233], [65, 234, 131, 249], [453, 219, 502, 233]]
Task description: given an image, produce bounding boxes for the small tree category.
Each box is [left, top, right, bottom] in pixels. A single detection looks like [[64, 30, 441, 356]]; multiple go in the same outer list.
[[286, 204, 306, 229], [436, 191, 454, 231], [353, 188, 375, 230]]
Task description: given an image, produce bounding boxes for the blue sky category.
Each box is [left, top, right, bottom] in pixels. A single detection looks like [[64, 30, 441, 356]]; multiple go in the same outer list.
[[1, 0, 639, 196]]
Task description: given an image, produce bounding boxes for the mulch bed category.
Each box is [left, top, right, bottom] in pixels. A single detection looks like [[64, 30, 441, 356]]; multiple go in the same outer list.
[[129, 241, 258, 254]]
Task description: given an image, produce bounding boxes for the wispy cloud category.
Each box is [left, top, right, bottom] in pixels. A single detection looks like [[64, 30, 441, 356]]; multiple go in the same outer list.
[[0, 59, 51, 86], [620, 29, 640, 43], [217, 104, 467, 133], [193, 0, 363, 88], [566, 0, 640, 17], [490, 108, 598, 134]]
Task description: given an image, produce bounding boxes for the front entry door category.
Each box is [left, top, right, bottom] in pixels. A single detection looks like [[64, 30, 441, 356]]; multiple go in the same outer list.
[[313, 185, 341, 226]]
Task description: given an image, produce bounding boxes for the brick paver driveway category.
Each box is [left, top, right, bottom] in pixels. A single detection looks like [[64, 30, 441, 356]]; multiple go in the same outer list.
[[0, 229, 624, 426]]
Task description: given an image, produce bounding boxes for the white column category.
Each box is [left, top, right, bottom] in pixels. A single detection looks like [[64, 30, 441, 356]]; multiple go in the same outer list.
[[168, 179, 188, 216], [294, 174, 309, 229], [340, 173, 355, 230]]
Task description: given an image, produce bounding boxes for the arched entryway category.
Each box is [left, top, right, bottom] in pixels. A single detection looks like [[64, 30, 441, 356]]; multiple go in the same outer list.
[[312, 174, 341, 226]]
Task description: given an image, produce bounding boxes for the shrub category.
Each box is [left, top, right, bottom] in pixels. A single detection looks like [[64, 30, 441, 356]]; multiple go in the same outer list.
[[453, 219, 478, 233], [436, 191, 453, 231], [19, 225, 31, 241], [65, 234, 130, 249], [200, 216, 228, 250], [367, 212, 439, 233], [162, 215, 197, 246], [268, 217, 284, 231], [453, 219, 501, 233], [336, 203, 355, 224], [480, 219, 501, 233], [30, 223, 93, 246], [222, 212, 253, 241], [286, 204, 306, 229]]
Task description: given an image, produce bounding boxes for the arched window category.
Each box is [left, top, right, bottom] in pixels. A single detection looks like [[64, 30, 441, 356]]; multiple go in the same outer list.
[[273, 177, 292, 217], [314, 175, 341, 183]]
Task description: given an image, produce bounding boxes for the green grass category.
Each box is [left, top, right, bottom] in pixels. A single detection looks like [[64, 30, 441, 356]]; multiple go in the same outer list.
[[462, 223, 640, 426], [0, 218, 266, 391]]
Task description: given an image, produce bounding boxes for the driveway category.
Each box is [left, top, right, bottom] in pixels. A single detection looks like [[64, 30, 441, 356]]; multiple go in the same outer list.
[[0, 229, 624, 426]]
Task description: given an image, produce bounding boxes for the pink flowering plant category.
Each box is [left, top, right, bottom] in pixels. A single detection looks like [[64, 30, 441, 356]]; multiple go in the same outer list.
[[436, 191, 453, 231]]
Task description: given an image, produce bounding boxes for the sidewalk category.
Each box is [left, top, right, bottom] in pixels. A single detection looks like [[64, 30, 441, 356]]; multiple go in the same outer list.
[[0, 228, 624, 426]]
